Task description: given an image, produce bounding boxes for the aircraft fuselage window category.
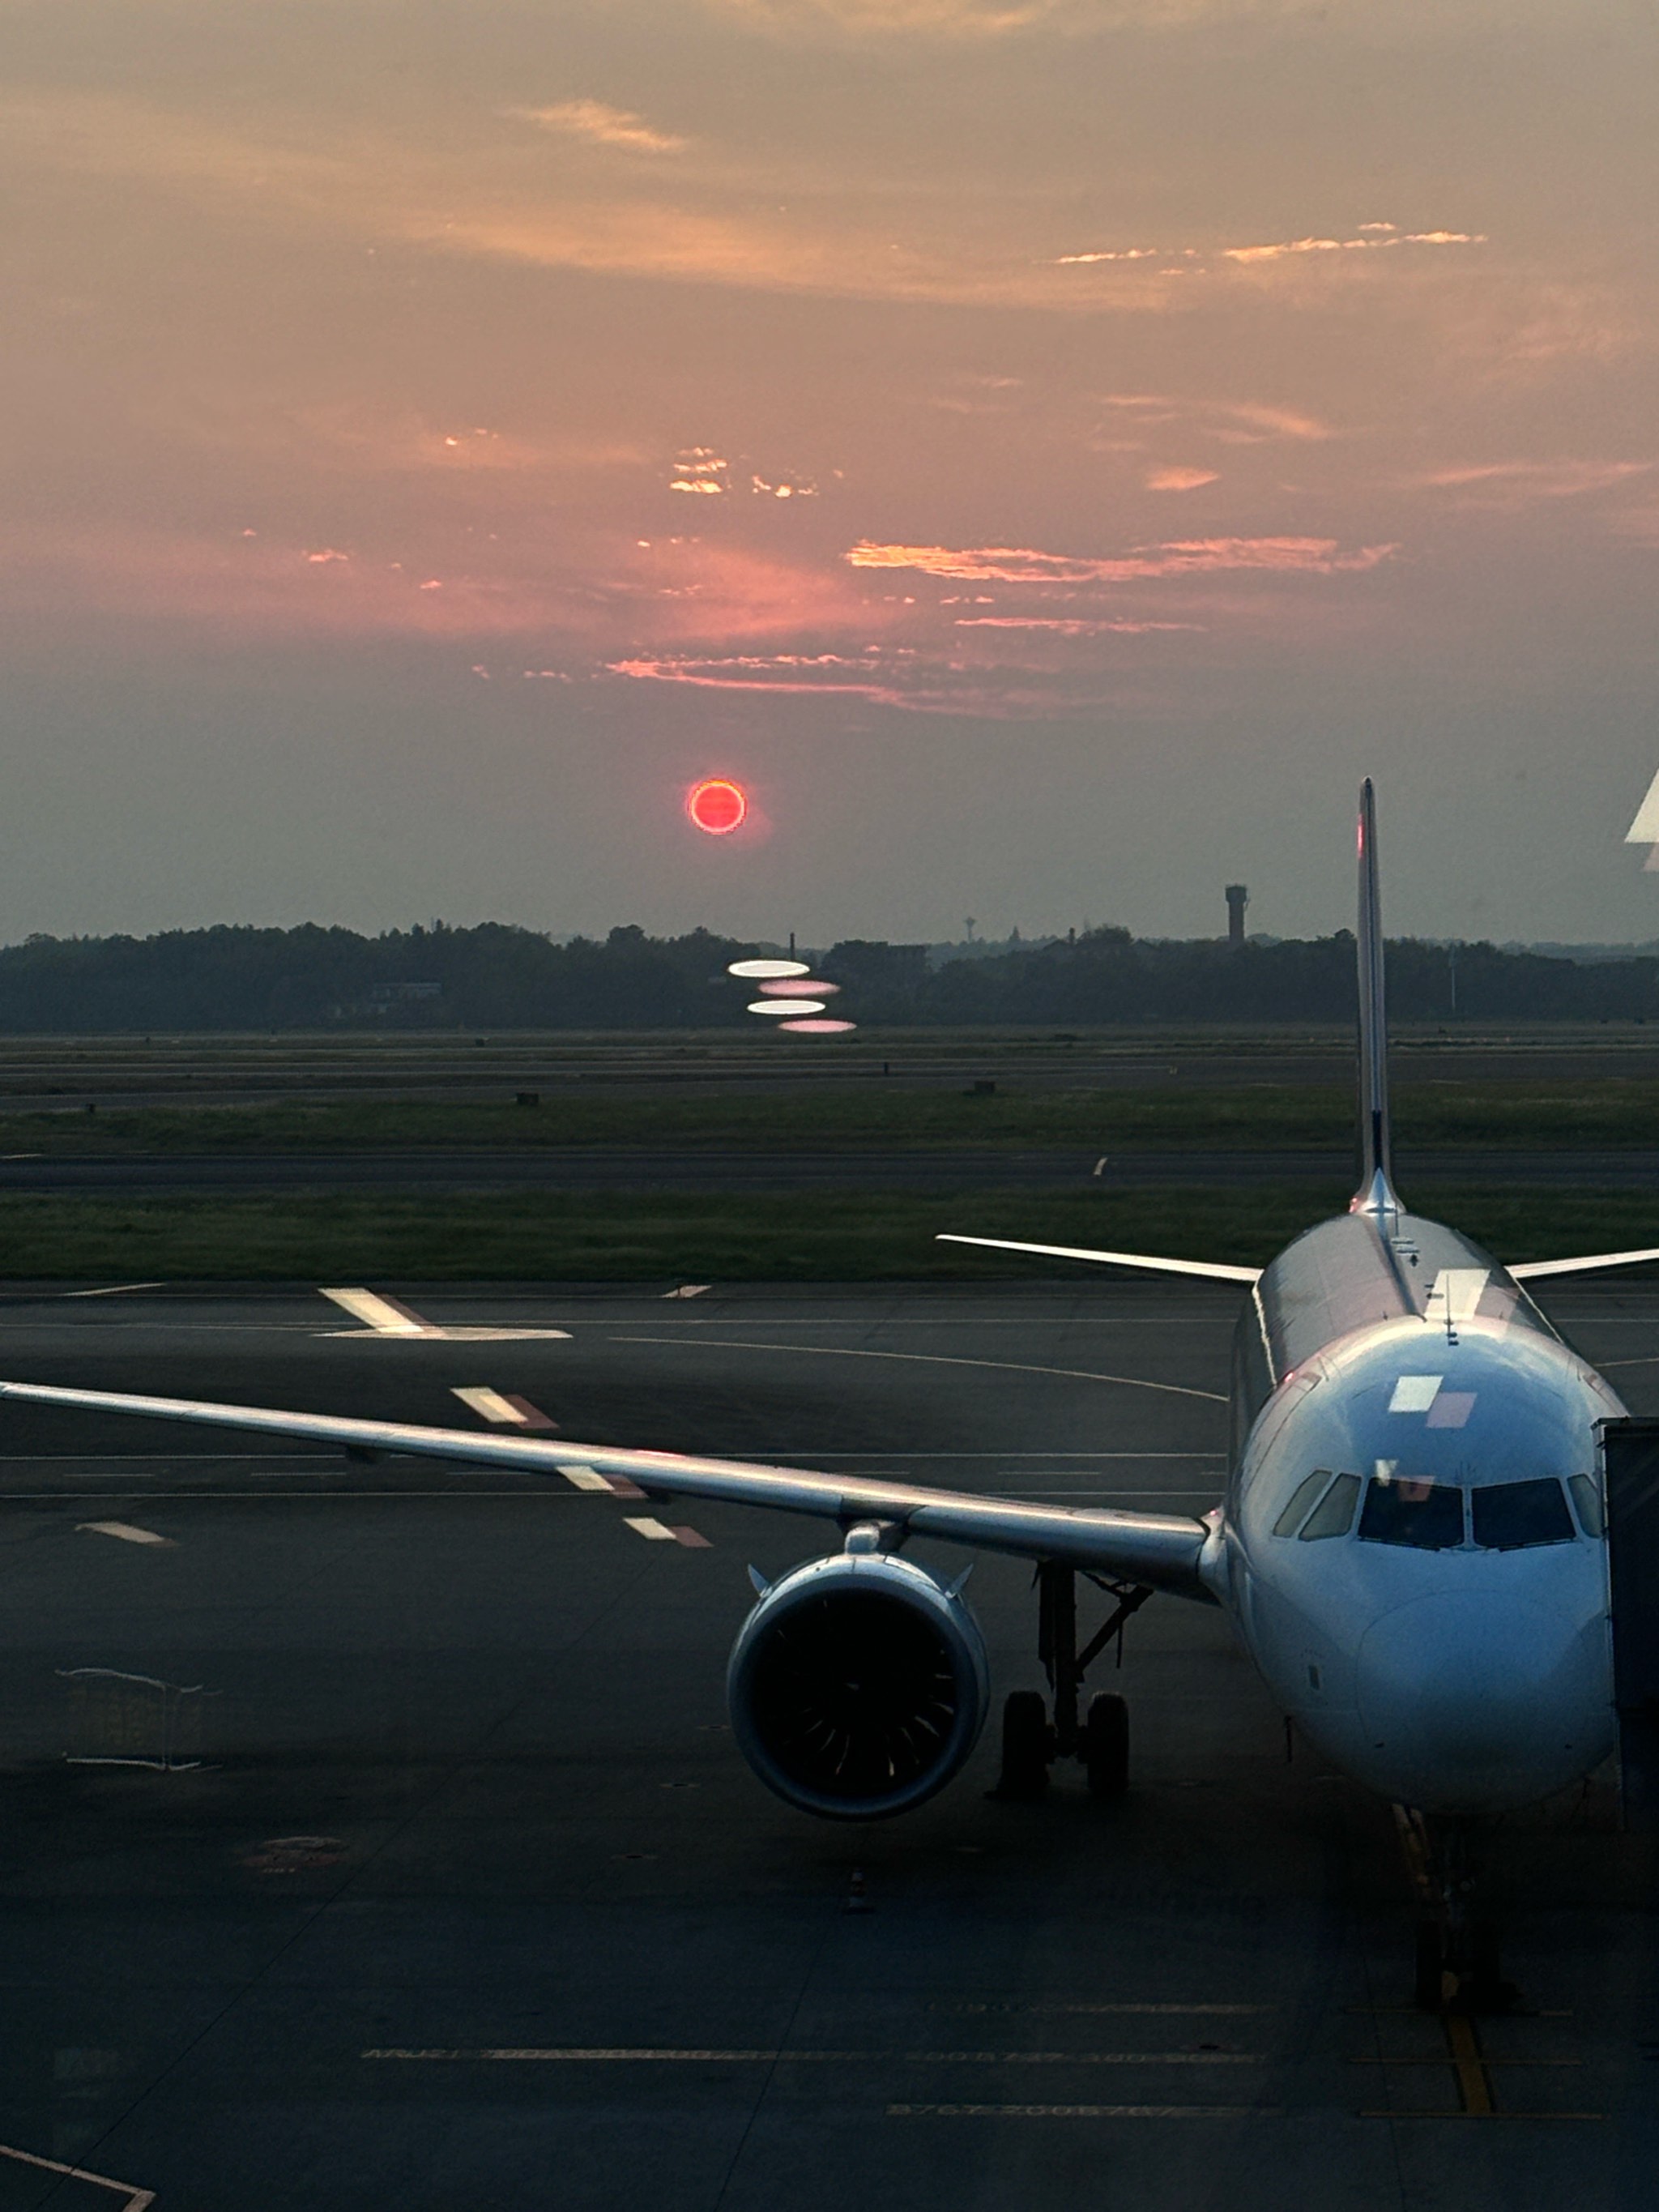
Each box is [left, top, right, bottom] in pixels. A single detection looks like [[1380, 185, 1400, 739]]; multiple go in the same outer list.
[[1299, 1471, 1361, 1540], [1568, 1472, 1606, 1538], [1358, 1475, 1465, 1551], [1471, 1477, 1576, 1552]]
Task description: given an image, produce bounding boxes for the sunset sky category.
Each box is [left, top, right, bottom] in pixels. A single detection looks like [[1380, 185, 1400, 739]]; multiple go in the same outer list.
[[4, 0, 1658, 945]]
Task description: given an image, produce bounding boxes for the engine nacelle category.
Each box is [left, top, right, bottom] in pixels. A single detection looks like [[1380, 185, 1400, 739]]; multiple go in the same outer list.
[[727, 1552, 990, 1820]]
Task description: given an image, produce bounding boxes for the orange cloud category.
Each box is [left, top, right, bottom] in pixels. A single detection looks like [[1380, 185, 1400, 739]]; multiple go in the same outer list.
[[1222, 228, 1485, 264], [1054, 226, 1485, 274], [1145, 465, 1220, 491], [508, 101, 686, 155], [1418, 459, 1650, 504], [953, 616, 1203, 632], [846, 536, 1397, 583]]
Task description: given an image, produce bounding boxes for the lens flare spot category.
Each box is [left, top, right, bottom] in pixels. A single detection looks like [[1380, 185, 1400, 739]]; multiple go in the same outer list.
[[687, 778, 748, 835], [748, 999, 826, 1017], [780, 1018, 857, 1034]]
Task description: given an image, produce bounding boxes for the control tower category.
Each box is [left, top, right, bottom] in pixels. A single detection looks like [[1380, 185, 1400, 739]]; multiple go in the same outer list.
[[1226, 884, 1248, 948]]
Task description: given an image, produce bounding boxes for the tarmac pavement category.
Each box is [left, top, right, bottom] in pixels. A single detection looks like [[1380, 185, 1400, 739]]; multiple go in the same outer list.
[[0, 1282, 1654, 2210]]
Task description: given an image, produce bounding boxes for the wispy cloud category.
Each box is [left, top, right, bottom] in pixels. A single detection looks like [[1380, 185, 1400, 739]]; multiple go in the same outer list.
[[1145, 465, 1219, 491], [717, 0, 1326, 35], [1222, 228, 1485, 264], [1054, 226, 1485, 275], [507, 100, 686, 155], [665, 448, 819, 497], [603, 647, 1140, 720], [846, 536, 1397, 583], [1095, 395, 1334, 445], [953, 615, 1202, 631], [1418, 459, 1650, 505]]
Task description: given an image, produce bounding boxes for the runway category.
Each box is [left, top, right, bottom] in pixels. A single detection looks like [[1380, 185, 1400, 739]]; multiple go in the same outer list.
[[4, 1147, 1657, 1194], [0, 1283, 1655, 2210]]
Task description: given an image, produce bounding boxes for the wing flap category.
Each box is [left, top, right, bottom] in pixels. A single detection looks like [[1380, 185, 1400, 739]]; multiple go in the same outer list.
[[0, 1380, 1213, 1595], [938, 1233, 1260, 1284]]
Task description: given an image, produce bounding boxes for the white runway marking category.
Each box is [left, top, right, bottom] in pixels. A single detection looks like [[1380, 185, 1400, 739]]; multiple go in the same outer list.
[[76, 1520, 173, 1546], [612, 1334, 1226, 1404], [888, 2104, 1267, 2119], [663, 1284, 711, 1299], [561, 1464, 614, 1491], [452, 1386, 557, 1429], [62, 1282, 166, 1299], [317, 1287, 571, 1343], [364, 2046, 1264, 2065], [558, 1461, 644, 1497], [622, 1514, 710, 1547], [0, 2141, 154, 2207]]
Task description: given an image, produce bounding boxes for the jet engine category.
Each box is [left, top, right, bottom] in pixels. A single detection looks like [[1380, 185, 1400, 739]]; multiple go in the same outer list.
[[727, 1551, 989, 1819]]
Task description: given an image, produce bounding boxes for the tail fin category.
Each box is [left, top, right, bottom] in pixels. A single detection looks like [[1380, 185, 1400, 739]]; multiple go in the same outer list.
[[1352, 778, 1400, 1220]]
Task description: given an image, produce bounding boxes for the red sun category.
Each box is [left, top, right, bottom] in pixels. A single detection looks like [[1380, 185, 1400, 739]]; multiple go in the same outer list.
[[686, 777, 748, 835]]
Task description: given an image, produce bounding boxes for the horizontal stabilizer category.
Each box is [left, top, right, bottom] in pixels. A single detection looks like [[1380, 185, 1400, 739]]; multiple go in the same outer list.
[[937, 1233, 1260, 1284], [1510, 1248, 1659, 1281]]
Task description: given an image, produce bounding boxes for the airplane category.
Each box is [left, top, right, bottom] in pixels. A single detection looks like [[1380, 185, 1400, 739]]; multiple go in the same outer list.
[[6, 780, 1654, 2009]]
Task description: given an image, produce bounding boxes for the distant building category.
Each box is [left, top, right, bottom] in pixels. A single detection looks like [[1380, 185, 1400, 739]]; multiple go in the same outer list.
[[1226, 885, 1248, 949], [823, 941, 930, 989]]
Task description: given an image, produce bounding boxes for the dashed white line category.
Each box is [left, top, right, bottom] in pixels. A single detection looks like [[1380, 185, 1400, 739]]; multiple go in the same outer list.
[[559, 1462, 645, 1498], [888, 2104, 1268, 2119], [612, 1334, 1226, 1405], [451, 1386, 557, 1429], [75, 1521, 173, 1547], [317, 1287, 571, 1343], [362, 2047, 1264, 2065], [561, 1464, 615, 1492]]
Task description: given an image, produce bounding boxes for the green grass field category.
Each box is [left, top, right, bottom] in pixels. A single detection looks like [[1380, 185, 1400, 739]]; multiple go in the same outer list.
[[11, 1078, 1659, 1154], [4, 1185, 1656, 1280]]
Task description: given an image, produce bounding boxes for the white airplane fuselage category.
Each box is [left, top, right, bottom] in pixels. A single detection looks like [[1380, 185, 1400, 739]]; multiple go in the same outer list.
[[1201, 1206, 1622, 1814]]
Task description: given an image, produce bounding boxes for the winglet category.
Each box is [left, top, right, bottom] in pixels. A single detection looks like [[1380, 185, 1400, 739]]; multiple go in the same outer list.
[[1351, 778, 1401, 1223]]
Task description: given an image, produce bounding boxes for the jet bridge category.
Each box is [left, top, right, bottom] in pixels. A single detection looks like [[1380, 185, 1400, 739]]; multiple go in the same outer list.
[[1600, 1418, 1659, 1830]]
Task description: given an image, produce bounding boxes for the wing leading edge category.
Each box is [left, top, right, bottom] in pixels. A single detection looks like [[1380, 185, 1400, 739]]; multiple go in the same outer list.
[[1509, 1247, 1659, 1280], [936, 1233, 1260, 1284], [0, 1380, 1213, 1596]]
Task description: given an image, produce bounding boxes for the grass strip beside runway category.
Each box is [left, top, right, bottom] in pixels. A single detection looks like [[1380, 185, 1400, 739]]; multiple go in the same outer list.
[[14, 1078, 1659, 1153], [0, 1185, 1655, 1279]]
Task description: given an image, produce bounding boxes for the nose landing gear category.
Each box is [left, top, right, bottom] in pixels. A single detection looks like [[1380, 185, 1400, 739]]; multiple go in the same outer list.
[[1396, 1806, 1519, 2013], [992, 1562, 1152, 1800]]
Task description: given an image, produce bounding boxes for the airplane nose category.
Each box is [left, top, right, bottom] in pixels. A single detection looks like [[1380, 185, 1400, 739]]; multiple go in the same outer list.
[[1354, 1592, 1607, 1812]]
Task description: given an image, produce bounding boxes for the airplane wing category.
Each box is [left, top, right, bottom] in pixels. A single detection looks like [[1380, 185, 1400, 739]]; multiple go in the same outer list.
[[1509, 1247, 1659, 1280], [937, 1233, 1260, 1284], [0, 1380, 1214, 1596]]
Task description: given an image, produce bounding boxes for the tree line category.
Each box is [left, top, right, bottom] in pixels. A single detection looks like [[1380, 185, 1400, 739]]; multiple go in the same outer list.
[[0, 920, 1653, 1031]]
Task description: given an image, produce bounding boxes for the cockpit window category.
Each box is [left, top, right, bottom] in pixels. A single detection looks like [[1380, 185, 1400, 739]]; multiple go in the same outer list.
[[1358, 1475, 1465, 1551], [1568, 1472, 1606, 1539], [1299, 1471, 1361, 1540], [1471, 1477, 1575, 1552], [1273, 1470, 1333, 1537]]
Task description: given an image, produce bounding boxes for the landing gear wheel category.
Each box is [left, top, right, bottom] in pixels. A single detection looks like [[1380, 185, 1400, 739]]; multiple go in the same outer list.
[[995, 1690, 1051, 1799], [1083, 1692, 1129, 1797]]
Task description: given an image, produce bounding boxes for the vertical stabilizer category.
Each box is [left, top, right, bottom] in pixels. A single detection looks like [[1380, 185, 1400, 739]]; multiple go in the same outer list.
[[1352, 779, 1400, 1220]]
